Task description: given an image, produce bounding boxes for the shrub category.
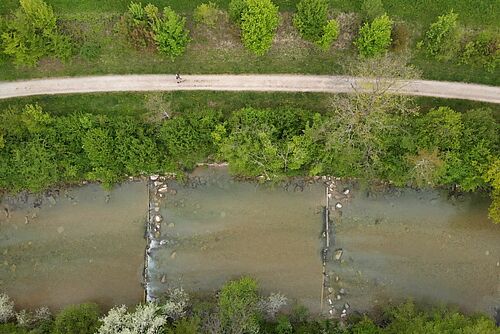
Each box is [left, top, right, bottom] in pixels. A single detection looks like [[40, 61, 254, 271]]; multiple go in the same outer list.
[[194, 2, 220, 27], [53, 303, 100, 334], [240, 0, 279, 55], [419, 10, 460, 60], [0, 294, 14, 323], [1, 0, 72, 66], [229, 0, 248, 24], [275, 315, 293, 334], [355, 14, 393, 57], [98, 303, 168, 334], [151, 6, 190, 60], [361, 0, 385, 22], [316, 19, 340, 51], [391, 21, 410, 52], [219, 277, 260, 334], [460, 31, 499, 72], [293, 0, 328, 42]]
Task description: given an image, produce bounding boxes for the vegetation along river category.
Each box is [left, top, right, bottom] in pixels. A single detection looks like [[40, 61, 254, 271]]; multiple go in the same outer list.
[[1, 167, 499, 318]]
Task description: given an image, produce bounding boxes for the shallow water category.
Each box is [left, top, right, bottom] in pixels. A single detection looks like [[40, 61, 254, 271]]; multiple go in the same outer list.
[[148, 167, 325, 310], [332, 187, 500, 316], [0, 182, 147, 310]]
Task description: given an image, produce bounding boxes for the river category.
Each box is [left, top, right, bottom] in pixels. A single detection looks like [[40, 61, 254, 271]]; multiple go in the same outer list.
[[1, 169, 498, 317]]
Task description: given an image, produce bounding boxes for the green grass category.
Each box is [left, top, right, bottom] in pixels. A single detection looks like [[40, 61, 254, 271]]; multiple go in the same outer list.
[[1, 0, 498, 28], [0, 1, 498, 85], [1, 92, 497, 119]]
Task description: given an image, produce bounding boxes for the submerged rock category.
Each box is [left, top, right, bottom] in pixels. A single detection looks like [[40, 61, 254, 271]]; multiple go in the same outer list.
[[334, 249, 343, 261]]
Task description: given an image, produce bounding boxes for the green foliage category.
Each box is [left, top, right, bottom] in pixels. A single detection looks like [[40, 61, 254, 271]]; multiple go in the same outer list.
[[53, 303, 100, 334], [194, 2, 219, 27], [1, 0, 72, 66], [160, 110, 221, 170], [240, 0, 279, 55], [293, 0, 328, 42], [151, 6, 190, 60], [275, 314, 293, 334], [420, 10, 460, 60], [416, 107, 463, 151], [228, 0, 247, 25], [124, 2, 189, 59], [218, 277, 260, 334], [484, 159, 500, 223], [361, 0, 385, 22], [316, 19, 339, 51], [215, 107, 312, 180], [460, 31, 499, 72], [355, 14, 393, 57], [0, 324, 28, 334], [351, 316, 381, 334], [383, 301, 499, 334], [167, 317, 200, 334]]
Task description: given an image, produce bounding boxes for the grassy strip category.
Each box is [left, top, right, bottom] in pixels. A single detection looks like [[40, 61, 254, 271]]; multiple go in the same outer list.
[[1, 92, 498, 119], [0, 1, 499, 84], [0, 92, 497, 117], [1, 0, 498, 28]]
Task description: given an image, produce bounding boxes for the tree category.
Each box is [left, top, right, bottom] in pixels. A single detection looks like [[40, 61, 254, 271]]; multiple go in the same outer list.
[[316, 19, 339, 51], [240, 0, 279, 55], [419, 11, 460, 60], [215, 107, 312, 180], [159, 110, 221, 170], [310, 56, 419, 181], [293, 0, 328, 42], [150, 6, 190, 60], [1, 0, 72, 66], [355, 14, 393, 57], [53, 303, 100, 334], [97, 304, 167, 334], [484, 159, 500, 224], [218, 277, 260, 334], [82, 127, 120, 188]]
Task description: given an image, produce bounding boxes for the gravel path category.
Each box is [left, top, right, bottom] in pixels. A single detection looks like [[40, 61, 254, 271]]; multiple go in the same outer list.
[[0, 74, 499, 103]]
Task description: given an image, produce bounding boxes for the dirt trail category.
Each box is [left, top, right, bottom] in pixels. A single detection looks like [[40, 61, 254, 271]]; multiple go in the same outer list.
[[0, 74, 499, 103]]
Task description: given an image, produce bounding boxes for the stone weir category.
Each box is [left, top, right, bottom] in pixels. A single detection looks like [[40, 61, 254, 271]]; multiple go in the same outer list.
[[144, 174, 173, 302], [321, 176, 352, 321]]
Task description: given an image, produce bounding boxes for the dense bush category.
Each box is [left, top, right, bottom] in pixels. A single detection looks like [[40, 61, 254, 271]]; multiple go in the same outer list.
[[219, 277, 260, 334], [1, 0, 72, 66], [293, 0, 328, 42], [317, 19, 340, 51], [124, 2, 189, 59], [240, 0, 279, 55], [419, 10, 460, 60], [460, 31, 499, 72], [194, 2, 220, 27], [214, 107, 312, 180], [151, 6, 190, 60], [159, 110, 221, 170], [228, 0, 248, 24], [355, 14, 393, 57], [53, 303, 100, 334], [293, 0, 340, 50]]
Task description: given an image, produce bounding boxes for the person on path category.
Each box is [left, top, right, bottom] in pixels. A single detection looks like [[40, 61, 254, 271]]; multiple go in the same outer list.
[[175, 73, 182, 84]]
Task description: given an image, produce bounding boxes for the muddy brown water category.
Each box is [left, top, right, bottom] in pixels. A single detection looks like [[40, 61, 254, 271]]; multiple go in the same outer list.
[[148, 167, 325, 311], [1, 168, 499, 318], [333, 188, 500, 317], [0, 182, 147, 310]]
